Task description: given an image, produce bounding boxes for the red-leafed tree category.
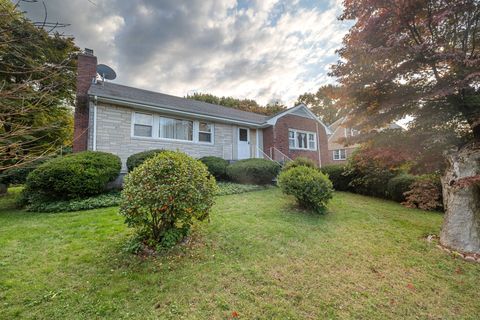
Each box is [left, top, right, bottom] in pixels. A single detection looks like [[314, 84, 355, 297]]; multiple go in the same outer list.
[[332, 0, 480, 253]]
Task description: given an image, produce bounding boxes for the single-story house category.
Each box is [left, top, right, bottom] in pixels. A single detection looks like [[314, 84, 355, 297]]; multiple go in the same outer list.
[[73, 49, 332, 173]]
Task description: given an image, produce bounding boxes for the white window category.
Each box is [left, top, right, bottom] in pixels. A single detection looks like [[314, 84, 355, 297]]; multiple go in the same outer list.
[[133, 113, 153, 137], [288, 131, 295, 148], [333, 149, 347, 160], [159, 117, 193, 141], [288, 129, 317, 150], [132, 112, 213, 144], [198, 122, 213, 143]]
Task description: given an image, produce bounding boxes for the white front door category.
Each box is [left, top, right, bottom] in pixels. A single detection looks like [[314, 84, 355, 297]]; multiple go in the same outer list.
[[237, 127, 250, 159]]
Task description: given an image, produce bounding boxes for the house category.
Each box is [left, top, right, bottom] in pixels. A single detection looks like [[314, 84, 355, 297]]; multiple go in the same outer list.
[[327, 117, 361, 164], [327, 116, 404, 164], [73, 49, 332, 173]]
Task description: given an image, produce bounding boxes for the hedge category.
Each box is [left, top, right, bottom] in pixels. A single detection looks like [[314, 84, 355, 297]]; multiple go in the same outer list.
[[226, 158, 281, 185], [22, 151, 121, 204], [126, 149, 165, 172], [199, 156, 229, 180], [320, 164, 351, 191]]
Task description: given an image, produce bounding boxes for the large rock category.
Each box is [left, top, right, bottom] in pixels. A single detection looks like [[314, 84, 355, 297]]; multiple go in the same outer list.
[[440, 144, 480, 254]]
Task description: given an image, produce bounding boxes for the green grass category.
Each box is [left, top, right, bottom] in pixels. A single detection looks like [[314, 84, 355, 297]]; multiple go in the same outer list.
[[0, 188, 479, 319]]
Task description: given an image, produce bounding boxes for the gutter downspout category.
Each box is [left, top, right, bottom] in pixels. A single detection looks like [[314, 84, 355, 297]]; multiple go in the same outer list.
[[93, 95, 98, 151], [316, 122, 322, 167]]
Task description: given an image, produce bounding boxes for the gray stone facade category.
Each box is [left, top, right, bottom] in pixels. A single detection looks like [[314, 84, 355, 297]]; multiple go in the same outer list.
[[88, 102, 238, 172]]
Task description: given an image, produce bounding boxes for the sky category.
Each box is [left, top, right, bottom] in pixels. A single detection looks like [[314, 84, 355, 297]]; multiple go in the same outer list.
[[18, 0, 351, 107]]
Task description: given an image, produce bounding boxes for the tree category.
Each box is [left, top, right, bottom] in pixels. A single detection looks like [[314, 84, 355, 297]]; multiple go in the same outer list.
[[332, 0, 480, 253], [187, 92, 287, 116], [0, 1, 78, 192], [296, 84, 347, 125]]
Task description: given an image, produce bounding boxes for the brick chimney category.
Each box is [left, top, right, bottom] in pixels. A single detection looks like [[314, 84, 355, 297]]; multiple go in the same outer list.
[[73, 48, 97, 152]]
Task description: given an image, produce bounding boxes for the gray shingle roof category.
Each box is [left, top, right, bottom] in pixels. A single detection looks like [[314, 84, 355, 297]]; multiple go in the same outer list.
[[88, 82, 268, 125]]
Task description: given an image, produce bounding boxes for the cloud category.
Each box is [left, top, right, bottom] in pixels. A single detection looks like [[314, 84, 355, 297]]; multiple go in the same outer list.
[[18, 0, 350, 106]]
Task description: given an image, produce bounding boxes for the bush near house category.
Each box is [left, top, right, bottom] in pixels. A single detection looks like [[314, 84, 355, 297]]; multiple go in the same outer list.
[[320, 164, 352, 191], [226, 158, 281, 185], [282, 157, 317, 171], [277, 166, 333, 213], [402, 175, 443, 211], [199, 156, 229, 180], [120, 151, 217, 250], [21, 151, 121, 205], [387, 174, 417, 202], [126, 149, 165, 172]]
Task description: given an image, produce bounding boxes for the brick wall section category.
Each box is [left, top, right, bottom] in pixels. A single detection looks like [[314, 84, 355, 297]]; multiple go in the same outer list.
[[263, 114, 330, 167], [73, 53, 97, 152]]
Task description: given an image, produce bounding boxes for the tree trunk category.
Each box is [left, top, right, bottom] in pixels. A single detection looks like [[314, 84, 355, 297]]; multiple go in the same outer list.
[[0, 183, 7, 195], [440, 143, 480, 254]]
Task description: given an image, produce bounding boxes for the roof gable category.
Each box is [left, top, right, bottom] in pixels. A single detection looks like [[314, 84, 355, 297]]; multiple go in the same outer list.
[[266, 104, 332, 134]]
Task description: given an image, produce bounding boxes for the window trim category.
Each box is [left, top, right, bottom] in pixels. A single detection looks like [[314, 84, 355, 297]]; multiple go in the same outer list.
[[333, 149, 347, 161], [131, 112, 214, 145], [288, 129, 317, 151], [132, 112, 154, 138]]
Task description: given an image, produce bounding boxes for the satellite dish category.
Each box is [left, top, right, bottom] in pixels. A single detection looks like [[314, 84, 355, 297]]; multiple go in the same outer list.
[[96, 64, 116, 81]]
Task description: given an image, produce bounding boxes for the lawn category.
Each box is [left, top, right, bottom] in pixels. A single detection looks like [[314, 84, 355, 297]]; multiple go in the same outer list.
[[0, 188, 479, 319]]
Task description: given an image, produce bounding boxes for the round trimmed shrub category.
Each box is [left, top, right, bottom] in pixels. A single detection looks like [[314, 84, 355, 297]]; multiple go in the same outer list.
[[126, 149, 165, 172], [387, 174, 417, 202], [282, 157, 317, 171], [120, 151, 217, 248], [320, 164, 351, 191], [199, 156, 229, 180], [277, 166, 333, 213], [226, 158, 281, 185], [23, 151, 121, 203]]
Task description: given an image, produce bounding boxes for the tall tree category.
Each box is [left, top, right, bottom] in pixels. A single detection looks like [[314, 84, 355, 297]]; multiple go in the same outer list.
[[332, 0, 480, 253], [187, 93, 287, 116], [296, 84, 347, 125], [0, 1, 78, 192]]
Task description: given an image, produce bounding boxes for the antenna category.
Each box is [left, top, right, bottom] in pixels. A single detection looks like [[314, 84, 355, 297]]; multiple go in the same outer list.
[[96, 64, 117, 84]]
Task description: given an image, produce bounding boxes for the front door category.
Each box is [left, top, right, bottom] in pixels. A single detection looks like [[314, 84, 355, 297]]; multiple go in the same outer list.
[[237, 128, 250, 159]]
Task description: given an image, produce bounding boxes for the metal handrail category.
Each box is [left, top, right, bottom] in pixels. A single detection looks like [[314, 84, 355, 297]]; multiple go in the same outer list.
[[270, 147, 292, 163]]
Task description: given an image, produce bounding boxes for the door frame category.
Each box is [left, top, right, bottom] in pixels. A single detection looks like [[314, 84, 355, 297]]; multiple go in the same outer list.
[[237, 127, 250, 159]]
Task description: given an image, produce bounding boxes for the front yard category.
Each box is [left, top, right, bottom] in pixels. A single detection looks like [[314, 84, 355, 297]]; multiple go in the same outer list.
[[0, 188, 479, 319]]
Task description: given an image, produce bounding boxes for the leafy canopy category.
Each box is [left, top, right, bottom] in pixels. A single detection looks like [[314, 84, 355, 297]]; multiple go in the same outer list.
[[332, 0, 480, 143], [187, 92, 287, 116], [0, 1, 78, 172]]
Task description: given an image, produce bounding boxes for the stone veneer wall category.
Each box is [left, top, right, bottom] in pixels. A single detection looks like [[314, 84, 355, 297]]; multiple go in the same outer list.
[[89, 102, 235, 172]]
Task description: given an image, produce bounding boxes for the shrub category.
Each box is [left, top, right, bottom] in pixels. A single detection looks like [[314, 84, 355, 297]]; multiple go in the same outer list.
[[126, 149, 165, 172], [22, 151, 121, 204], [282, 157, 317, 171], [345, 148, 397, 198], [226, 158, 281, 185], [387, 174, 417, 202], [277, 166, 333, 213], [199, 156, 229, 180], [0, 157, 50, 186], [320, 164, 351, 191], [120, 151, 217, 249], [402, 175, 443, 211]]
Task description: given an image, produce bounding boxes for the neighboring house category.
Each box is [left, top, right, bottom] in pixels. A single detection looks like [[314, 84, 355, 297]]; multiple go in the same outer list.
[[327, 117, 404, 164], [327, 117, 361, 164], [73, 49, 332, 173]]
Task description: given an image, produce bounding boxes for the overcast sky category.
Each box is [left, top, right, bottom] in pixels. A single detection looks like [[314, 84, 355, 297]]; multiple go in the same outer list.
[[19, 0, 350, 106]]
